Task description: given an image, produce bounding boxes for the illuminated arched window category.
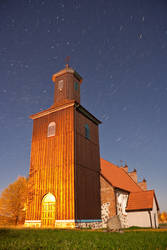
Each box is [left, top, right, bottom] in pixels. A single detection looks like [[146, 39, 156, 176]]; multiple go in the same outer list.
[[47, 122, 56, 137], [85, 124, 90, 139], [41, 193, 56, 227]]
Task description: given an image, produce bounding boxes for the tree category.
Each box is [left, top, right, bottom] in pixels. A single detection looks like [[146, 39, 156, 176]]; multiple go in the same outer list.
[[0, 177, 28, 225], [160, 211, 167, 223]]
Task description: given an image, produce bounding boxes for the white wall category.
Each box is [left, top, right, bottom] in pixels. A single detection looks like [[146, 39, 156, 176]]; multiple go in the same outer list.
[[150, 198, 159, 228], [127, 197, 159, 228], [127, 210, 151, 228], [116, 190, 129, 228]]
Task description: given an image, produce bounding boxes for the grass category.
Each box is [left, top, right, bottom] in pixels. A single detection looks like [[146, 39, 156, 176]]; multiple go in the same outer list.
[[0, 228, 167, 250]]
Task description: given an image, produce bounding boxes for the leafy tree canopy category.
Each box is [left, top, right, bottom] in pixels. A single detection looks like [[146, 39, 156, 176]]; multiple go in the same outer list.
[[0, 177, 28, 225]]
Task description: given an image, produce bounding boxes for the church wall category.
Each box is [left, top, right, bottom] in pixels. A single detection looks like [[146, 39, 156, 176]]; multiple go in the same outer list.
[[26, 105, 75, 223], [75, 110, 101, 220], [115, 190, 129, 228], [127, 198, 159, 228], [75, 167, 101, 220], [150, 198, 159, 228], [138, 180, 147, 191], [127, 210, 151, 228], [128, 170, 137, 183], [100, 176, 116, 226], [75, 111, 100, 172]]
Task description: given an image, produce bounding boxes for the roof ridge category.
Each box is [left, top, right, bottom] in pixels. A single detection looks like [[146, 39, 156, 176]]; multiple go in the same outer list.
[[100, 158, 119, 168]]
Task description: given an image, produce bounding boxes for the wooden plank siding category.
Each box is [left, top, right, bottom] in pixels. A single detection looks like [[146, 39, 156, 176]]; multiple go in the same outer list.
[[53, 73, 80, 105], [26, 66, 102, 226], [75, 109, 101, 220], [26, 105, 75, 221]]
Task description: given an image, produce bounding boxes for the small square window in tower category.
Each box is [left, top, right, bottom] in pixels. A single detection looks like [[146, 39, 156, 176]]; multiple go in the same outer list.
[[74, 82, 79, 91], [85, 124, 90, 139]]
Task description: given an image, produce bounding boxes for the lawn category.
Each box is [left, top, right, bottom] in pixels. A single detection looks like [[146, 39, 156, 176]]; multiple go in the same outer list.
[[0, 228, 167, 250]]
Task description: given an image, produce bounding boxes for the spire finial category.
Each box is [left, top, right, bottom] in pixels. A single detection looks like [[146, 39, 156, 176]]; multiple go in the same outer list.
[[65, 56, 70, 68]]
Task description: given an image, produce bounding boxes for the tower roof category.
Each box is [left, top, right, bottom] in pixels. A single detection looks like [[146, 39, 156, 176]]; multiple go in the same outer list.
[[52, 66, 82, 83]]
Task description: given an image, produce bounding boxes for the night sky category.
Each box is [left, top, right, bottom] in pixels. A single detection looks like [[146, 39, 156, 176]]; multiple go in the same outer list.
[[0, 0, 167, 211]]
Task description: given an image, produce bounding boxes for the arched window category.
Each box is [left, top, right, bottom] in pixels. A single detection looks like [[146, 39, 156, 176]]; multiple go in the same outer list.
[[41, 193, 56, 227], [47, 122, 56, 137], [85, 124, 90, 139]]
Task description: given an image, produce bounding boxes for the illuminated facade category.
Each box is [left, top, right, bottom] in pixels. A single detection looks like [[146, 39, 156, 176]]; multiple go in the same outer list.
[[25, 64, 101, 228]]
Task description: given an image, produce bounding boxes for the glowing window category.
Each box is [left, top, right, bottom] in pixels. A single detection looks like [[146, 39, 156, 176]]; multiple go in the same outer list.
[[85, 124, 90, 139], [47, 122, 56, 137]]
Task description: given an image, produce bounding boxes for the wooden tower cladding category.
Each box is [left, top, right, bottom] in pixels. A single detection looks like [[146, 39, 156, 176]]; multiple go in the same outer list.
[[75, 106, 101, 222], [25, 65, 101, 228]]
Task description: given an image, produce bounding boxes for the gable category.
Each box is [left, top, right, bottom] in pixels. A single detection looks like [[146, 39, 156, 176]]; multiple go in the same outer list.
[[100, 158, 142, 193]]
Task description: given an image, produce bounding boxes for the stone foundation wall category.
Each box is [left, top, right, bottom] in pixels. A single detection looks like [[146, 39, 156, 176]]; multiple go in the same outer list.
[[76, 220, 102, 229], [24, 220, 41, 228], [55, 220, 75, 228], [25, 220, 102, 229]]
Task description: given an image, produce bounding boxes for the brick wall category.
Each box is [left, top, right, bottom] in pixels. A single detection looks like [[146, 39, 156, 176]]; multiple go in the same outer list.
[[128, 169, 137, 183], [121, 165, 128, 172], [138, 179, 147, 191], [100, 176, 116, 220]]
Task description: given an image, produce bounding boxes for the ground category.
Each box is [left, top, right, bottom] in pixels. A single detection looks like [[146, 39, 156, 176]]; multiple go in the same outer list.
[[0, 228, 167, 249], [159, 223, 167, 229]]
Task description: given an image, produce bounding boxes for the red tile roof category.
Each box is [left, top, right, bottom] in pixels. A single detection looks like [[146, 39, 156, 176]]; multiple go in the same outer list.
[[100, 158, 142, 192], [126, 190, 156, 211], [100, 158, 159, 212]]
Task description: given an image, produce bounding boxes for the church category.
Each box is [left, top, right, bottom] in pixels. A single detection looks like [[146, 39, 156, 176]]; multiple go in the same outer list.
[[25, 64, 159, 229]]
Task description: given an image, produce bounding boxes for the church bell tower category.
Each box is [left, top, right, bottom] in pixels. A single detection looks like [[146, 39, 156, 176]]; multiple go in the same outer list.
[[25, 64, 101, 228], [52, 64, 82, 105]]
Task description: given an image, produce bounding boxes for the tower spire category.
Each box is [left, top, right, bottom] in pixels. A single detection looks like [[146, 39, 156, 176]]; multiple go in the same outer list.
[[65, 56, 70, 68]]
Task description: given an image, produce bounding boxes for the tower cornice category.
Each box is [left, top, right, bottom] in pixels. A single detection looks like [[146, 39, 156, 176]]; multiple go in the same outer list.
[[52, 67, 82, 83], [29, 101, 101, 125], [29, 100, 75, 120]]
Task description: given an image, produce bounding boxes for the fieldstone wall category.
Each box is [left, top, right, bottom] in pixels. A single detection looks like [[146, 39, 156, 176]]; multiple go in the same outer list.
[[76, 201, 112, 229], [101, 202, 110, 228], [76, 221, 102, 229]]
